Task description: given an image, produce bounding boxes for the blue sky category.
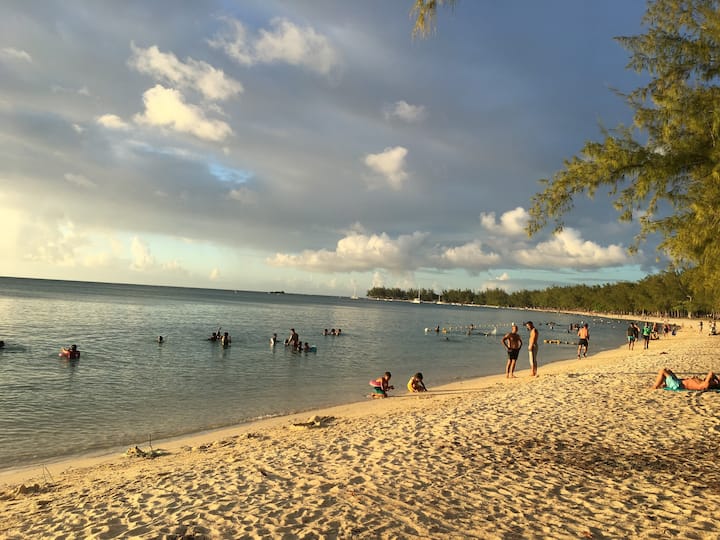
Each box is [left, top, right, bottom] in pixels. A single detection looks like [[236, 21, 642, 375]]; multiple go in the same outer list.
[[0, 0, 658, 296]]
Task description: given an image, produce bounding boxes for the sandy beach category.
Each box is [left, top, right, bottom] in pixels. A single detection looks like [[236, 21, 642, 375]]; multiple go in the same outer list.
[[2, 322, 719, 539]]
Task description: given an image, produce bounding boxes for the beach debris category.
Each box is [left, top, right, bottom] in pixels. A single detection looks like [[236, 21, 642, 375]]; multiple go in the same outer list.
[[211, 438, 235, 449], [290, 415, 336, 430], [15, 483, 41, 495], [0, 483, 54, 500], [125, 445, 147, 457], [191, 443, 213, 452], [124, 445, 166, 459]]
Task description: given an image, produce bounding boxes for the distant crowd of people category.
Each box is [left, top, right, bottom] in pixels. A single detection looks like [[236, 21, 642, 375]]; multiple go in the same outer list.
[[625, 321, 679, 350], [699, 320, 718, 335]]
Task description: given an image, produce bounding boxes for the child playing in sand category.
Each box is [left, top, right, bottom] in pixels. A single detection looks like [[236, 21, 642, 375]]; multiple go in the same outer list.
[[369, 372, 394, 398], [407, 372, 427, 392]]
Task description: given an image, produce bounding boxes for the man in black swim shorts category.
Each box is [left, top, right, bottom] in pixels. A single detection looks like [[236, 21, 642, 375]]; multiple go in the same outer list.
[[502, 323, 523, 378]]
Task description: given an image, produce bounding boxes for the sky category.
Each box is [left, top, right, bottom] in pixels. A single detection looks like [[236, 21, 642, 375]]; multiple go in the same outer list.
[[0, 0, 658, 296]]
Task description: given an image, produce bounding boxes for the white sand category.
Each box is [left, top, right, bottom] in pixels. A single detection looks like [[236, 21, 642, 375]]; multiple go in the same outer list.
[[2, 325, 719, 539]]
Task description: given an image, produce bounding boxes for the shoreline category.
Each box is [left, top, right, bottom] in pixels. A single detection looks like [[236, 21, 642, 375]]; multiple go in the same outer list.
[[0, 359, 532, 487], [0, 312, 694, 486], [0, 325, 636, 487], [0, 311, 640, 487], [3, 326, 719, 537]]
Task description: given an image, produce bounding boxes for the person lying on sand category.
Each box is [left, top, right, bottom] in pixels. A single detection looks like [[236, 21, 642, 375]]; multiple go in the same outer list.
[[651, 368, 720, 391]]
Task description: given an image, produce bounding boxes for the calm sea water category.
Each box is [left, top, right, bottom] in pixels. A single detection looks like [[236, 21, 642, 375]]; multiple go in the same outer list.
[[0, 277, 628, 471]]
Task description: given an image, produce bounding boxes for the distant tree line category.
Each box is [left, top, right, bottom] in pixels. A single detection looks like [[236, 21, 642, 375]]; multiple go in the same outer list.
[[366, 270, 713, 319]]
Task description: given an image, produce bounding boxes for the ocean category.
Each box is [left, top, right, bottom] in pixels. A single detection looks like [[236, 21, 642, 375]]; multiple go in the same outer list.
[[0, 277, 629, 471]]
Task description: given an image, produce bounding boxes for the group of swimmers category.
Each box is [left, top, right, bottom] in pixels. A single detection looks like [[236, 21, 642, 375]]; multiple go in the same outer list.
[[322, 328, 342, 336], [268, 327, 345, 351], [207, 331, 232, 347], [268, 328, 317, 353], [368, 371, 427, 398]]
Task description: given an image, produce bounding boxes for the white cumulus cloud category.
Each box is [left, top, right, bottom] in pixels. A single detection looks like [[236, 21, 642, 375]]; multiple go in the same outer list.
[[96, 114, 130, 130], [364, 146, 409, 190], [133, 85, 233, 141], [384, 100, 426, 122], [210, 17, 340, 76], [268, 231, 429, 273], [129, 43, 243, 101], [514, 228, 629, 268], [480, 207, 529, 236], [438, 241, 501, 270]]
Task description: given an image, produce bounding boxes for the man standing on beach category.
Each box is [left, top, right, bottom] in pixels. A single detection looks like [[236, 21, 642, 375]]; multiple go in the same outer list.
[[577, 323, 589, 358], [524, 321, 538, 376], [502, 323, 523, 378], [626, 322, 636, 350]]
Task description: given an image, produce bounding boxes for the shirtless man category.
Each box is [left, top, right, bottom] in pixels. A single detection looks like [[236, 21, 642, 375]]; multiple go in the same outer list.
[[577, 323, 590, 358], [502, 323, 523, 378], [525, 321, 539, 377], [651, 368, 720, 390], [287, 328, 299, 349]]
